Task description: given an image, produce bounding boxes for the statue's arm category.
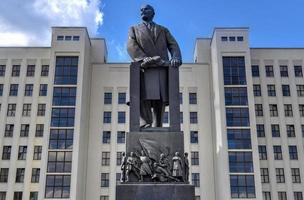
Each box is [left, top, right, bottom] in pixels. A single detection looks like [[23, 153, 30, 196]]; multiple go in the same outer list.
[[127, 26, 147, 62], [164, 28, 182, 62]]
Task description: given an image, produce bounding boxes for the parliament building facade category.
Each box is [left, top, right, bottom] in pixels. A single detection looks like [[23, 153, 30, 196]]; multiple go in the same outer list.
[[0, 27, 304, 200]]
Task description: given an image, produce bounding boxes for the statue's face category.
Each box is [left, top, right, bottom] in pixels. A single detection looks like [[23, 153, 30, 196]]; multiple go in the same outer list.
[[140, 5, 154, 22]]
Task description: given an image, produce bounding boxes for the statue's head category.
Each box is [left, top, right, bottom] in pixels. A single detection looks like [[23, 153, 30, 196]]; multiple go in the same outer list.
[[122, 152, 125, 156], [130, 152, 134, 156], [160, 153, 165, 159], [140, 4, 155, 22], [184, 152, 188, 157], [175, 152, 180, 156]]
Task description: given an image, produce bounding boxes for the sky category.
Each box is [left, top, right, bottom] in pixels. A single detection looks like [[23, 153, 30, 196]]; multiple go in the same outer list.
[[0, 0, 304, 62]]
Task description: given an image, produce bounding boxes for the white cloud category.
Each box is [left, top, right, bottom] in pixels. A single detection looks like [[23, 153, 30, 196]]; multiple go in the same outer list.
[[114, 41, 129, 61], [0, 0, 103, 46]]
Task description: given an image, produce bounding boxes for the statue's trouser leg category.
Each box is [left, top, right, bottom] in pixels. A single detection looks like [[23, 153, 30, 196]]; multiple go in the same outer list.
[[153, 100, 165, 127], [140, 100, 153, 125]]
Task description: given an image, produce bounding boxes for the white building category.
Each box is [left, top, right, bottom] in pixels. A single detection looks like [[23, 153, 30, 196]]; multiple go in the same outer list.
[[0, 27, 303, 200]]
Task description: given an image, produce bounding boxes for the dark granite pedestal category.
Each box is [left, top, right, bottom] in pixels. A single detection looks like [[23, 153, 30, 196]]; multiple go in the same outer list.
[[116, 183, 195, 200]]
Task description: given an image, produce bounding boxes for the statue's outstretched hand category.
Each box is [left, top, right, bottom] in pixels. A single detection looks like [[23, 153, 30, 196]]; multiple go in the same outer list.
[[170, 58, 181, 67]]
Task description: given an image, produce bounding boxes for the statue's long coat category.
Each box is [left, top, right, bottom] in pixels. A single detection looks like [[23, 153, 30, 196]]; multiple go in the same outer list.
[[127, 23, 182, 103]]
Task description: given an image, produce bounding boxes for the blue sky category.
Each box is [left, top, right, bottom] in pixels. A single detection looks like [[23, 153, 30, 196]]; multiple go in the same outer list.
[[0, 0, 304, 63], [98, 0, 304, 62]]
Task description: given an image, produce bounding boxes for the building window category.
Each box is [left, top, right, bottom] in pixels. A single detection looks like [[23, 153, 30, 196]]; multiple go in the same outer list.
[[271, 124, 280, 137], [30, 192, 38, 200], [190, 112, 198, 124], [291, 168, 301, 183], [282, 85, 290, 96], [180, 112, 183, 124], [116, 173, 121, 184], [163, 112, 169, 124], [12, 65, 20, 77], [20, 124, 29, 137], [224, 87, 248, 105], [229, 152, 253, 173], [45, 175, 70, 198], [284, 104, 293, 117], [267, 84, 276, 96], [189, 92, 197, 104], [100, 196, 109, 200], [237, 36, 244, 41], [221, 36, 228, 41], [41, 65, 49, 76], [273, 146, 283, 160], [229, 36, 236, 41], [102, 152, 110, 166], [179, 92, 183, 104], [13, 192, 22, 200], [65, 36, 72, 40], [286, 124, 295, 137], [22, 103, 31, 116], [302, 125, 304, 137], [260, 168, 269, 183], [7, 104, 16, 116], [55, 56, 78, 84], [0, 65, 6, 76], [190, 131, 198, 143], [278, 192, 287, 200], [251, 65, 260, 77], [18, 146, 27, 160], [276, 168, 285, 183], [73, 36, 80, 41], [51, 108, 75, 127], [16, 168, 25, 183], [226, 108, 249, 127], [117, 152, 123, 166], [294, 192, 303, 200], [257, 124, 265, 137], [227, 129, 251, 149], [9, 84, 18, 96], [191, 151, 199, 165], [255, 104, 263, 116], [191, 173, 200, 187], [269, 104, 278, 117], [33, 146, 42, 160], [300, 104, 304, 117], [2, 146, 11, 160], [0, 192, 6, 200], [118, 92, 126, 104], [0, 84, 3, 96], [57, 35, 64, 40], [253, 84, 261, 96], [294, 66, 303, 77], [101, 173, 109, 187], [223, 57, 246, 85], [265, 65, 274, 77], [4, 124, 14, 137], [258, 145, 267, 160], [195, 196, 201, 200], [118, 111, 126, 123], [101, 131, 111, 144], [39, 84, 48, 96], [49, 129, 73, 149], [35, 124, 44, 137], [103, 111, 111, 123], [289, 145, 298, 160], [24, 84, 33, 96], [230, 175, 255, 198], [263, 192, 271, 200], [31, 168, 40, 183], [47, 151, 72, 173], [27, 65, 35, 76], [53, 87, 77, 106], [117, 131, 125, 143], [0, 168, 9, 183], [297, 85, 304, 96], [104, 92, 112, 104], [37, 104, 46, 116], [280, 65, 288, 77]]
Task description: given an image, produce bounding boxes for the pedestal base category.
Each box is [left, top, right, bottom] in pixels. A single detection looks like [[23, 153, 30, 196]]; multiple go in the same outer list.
[[116, 183, 195, 200]]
